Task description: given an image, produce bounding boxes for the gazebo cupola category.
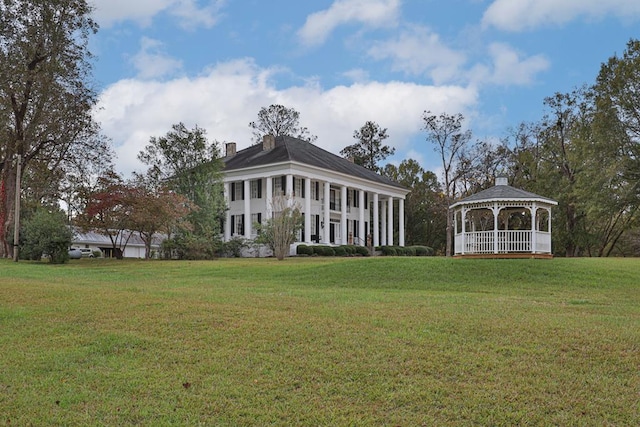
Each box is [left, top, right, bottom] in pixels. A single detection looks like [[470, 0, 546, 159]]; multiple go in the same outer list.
[[450, 176, 558, 258]]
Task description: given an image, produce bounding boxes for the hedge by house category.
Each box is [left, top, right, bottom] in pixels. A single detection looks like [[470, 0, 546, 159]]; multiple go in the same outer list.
[[377, 245, 434, 256], [296, 244, 371, 257]]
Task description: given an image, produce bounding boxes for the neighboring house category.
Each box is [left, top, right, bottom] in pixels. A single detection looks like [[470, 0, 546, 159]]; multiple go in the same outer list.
[[72, 229, 165, 258], [222, 135, 409, 253]]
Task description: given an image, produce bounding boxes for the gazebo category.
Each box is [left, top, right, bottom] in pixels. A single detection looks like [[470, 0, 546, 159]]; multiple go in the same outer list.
[[450, 177, 558, 258]]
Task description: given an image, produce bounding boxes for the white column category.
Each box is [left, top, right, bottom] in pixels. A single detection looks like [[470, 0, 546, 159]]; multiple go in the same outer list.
[[266, 176, 273, 220], [286, 174, 294, 206], [244, 180, 251, 239], [381, 199, 387, 246], [224, 182, 231, 241], [358, 190, 365, 246], [341, 186, 347, 245], [398, 198, 405, 247], [323, 181, 330, 244], [494, 203, 499, 254], [373, 193, 379, 247], [304, 178, 311, 244], [461, 207, 467, 255], [531, 203, 538, 254], [387, 196, 394, 246]]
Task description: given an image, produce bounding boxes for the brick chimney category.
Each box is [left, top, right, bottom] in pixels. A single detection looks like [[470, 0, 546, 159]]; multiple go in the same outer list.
[[262, 134, 275, 151], [225, 142, 236, 157]]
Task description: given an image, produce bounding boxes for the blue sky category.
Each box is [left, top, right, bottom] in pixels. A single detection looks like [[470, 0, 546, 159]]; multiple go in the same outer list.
[[88, 0, 640, 178]]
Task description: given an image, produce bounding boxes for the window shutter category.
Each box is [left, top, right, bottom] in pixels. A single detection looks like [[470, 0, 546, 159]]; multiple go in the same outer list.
[[231, 215, 236, 235], [257, 179, 262, 198], [231, 183, 236, 201], [281, 176, 286, 193], [241, 182, 245, 200], [257, 213, 262, 224], [241, 214, 245, 235], [315, 182, 319, 200], [301, 179, 305, 198]]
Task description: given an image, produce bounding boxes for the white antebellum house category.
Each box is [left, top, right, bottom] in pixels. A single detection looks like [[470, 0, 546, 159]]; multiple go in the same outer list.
[[222, 135, 409, 252], [450, 176, 558, 258]]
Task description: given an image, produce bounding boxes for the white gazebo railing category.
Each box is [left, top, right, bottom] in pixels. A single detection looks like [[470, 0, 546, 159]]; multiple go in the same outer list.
[[455, 230, 552, 255]]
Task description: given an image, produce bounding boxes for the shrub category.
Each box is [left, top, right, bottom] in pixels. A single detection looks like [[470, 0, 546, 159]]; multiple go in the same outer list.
[[221, 237, 247, 258], [341, 245, 354, 255], [313, 245, 335, 256], [296, 244, 313, 256], [21, 208, 73, 264], [413, 245, 434, 256], [354, 245, 370, 256], [381, 246, 397, 256], [333, 246, 347, 256], [404, 246, 417, 256], [162, 232, 222, 260]]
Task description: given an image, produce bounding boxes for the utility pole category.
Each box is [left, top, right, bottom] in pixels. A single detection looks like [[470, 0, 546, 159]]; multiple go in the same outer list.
[[13, 155, 22, 262]]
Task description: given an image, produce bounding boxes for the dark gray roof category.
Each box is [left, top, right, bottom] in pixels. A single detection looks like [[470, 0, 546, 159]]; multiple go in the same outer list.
[[451, 184, 557, 207], [224, 135, 406, 190]]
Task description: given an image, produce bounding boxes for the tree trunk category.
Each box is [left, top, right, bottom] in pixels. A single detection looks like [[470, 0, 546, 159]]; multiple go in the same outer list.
[[0, 167, 17, 259]]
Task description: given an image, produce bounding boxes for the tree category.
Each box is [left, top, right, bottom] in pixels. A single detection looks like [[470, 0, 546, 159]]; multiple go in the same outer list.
[[136, 123, 226, 239], [0, 0, 106, 258], [255, 195, 303, 260], [456, 140, 508, 197], [341, 121, 395, 172], [248, 104, 317, 144], [21, 208, 73, 263], [422, 111, 472, 256], [75, 171, 135, 259], [128, 186, 192, 259]]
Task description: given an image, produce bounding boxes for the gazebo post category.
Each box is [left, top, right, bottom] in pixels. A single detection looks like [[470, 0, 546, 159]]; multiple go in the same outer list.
[[493, 203, 499, 254], [461, 207, 466, 255], [531, 203, 537, 254]]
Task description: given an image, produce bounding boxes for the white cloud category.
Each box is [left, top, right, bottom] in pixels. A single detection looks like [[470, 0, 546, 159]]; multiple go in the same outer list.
[[482, 0, 640, 31], [367, 25, 467, 84], [130, 37, 183, 79], [94, 59, 478, 177], [90, 0, 224, 29], [298, 0, 401, 47], [468, 43, 549, 86], [342, 68, 370, 83]]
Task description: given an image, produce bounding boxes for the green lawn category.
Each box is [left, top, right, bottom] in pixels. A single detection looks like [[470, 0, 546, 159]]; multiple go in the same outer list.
[[1, 257, 638, 426]]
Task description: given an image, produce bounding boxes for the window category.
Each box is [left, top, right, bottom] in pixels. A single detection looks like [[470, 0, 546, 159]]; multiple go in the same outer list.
[[330, 189, 338, 211], [231, 214, 244, 236], [231, 181, 244, 201], [251, 213, 262, 235], [294, 177, 305, 198], [251, 213, 262, 226], [311, 181, 319, 200], [273, 176, 285, 196], [251, 179, 262, 199]]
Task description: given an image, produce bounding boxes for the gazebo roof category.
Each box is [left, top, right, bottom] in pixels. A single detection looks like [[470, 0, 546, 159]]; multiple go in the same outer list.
[[450, 178, 557, 209]]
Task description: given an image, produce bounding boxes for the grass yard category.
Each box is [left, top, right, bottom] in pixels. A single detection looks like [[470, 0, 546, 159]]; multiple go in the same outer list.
[[0, 257, 639, 426]]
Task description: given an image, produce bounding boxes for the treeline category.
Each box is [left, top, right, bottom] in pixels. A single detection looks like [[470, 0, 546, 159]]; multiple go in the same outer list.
[[1, 0, 638, 259]]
